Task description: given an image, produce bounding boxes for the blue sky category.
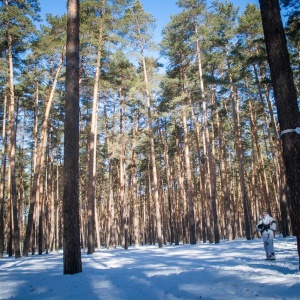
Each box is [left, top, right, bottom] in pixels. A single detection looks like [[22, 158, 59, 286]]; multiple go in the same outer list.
[[39, 0, 259, 43]]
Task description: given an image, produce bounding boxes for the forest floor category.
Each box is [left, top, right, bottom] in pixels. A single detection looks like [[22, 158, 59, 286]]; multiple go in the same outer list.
[[0, 236, 299, 299]]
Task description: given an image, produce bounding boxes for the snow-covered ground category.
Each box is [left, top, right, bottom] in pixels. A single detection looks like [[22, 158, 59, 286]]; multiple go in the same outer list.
[[0, 236, 299, 300]]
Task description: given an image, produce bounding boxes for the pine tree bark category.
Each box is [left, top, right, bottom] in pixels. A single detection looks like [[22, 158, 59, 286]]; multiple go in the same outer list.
[[95, 199, 101, 250], [159, 122, 175, 244], [63, 0, 82, 275], [7, 31, 21, 258], [130, 119, 139, 247], [172, 165, 180, 245], [0, 94, 7, 257], [87, 10, 104, 254], [49, 157, 55, 251], [17, 131, 25, 250], [182, 100, 196, 245], [119, 96, 128, 249], [259, 0, 300, 269], [55, 165, 60, 251], [38, 175, 44, 255], [175, 126, 188, 244], [105, 101, 116, 249], [254, 62, 291, 235], [7, 162, 12, 257]]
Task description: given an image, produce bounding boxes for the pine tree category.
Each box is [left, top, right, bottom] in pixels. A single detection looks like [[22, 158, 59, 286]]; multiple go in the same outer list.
[[259, 0, 300, 270], [122, 1, 163, 247], [22, 14, 66, 257], [160, 7, 198, 244], [0, 94, 7, 257], [63, 0, 82, 275], [1, 0, 40, 259]]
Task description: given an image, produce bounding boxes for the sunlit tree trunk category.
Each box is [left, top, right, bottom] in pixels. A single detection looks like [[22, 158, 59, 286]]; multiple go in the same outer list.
[[87, 14, 103, 254], [95, 199, 101, 250], [232, 89, 252, 240], [130, 119, 139, 247], [119, 96, 128, 249], [105, 100, 116, 249], [182, 99, 196, 245], [29, 83, 39, 255], [175, 126, 188, 244], [172, 162, 180, 245], [140, 50, 162, 248], [49, 156, 55, 251], [188, 94, 205, 242], [23, 55, 64, 257], [214, 93, 232, 241], [0, 94, 7, 257], [194, 16, 219, 244], [159, 122, 175, 244], [55, 165, 60, 251], [178, 62, 196, 244], [7, 30, 21, 258], [18, 144, 25, 249], [227, 52, 252, 239], [38, 174, 44, 255]]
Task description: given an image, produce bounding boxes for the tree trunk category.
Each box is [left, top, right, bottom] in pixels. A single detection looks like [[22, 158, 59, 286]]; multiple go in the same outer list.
[[38, 174, 44, 255], [119, 96, 128, 249], [105, 100, 116, 249], [187, 94, 206, 243], [7, 31, 21, 258], [178, 60, 196, 245], [0, 94, 7, 257], [140, 46, 162, 248], [215, 94, 232, 241], [106, 158, 116, 249], [182, 100, 196, 245], [63, 0, 82, 275], [254, 61, 291, 235], [95, 199, 101, 250], [194, 16, 219, 244], [229, 78, 252, 240], [87, 11, 104, 253], [55, 165, 61, 251], [259, 0, 300, 269], [249, 100, 271, 212], [175, 126, 188, 244], [209, 105, 219, 243], [160, 123, 175, 244], [23, 56, 64, 257], [49, 157, 55, 252], [7, 161, 12, 257], [172, 166, 180, 245], [18, 145, 25, 250], [130, 119, 139, 247]]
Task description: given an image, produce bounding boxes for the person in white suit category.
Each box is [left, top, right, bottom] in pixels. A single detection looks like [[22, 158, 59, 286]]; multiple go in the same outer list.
[[256, 209, 277, 260]]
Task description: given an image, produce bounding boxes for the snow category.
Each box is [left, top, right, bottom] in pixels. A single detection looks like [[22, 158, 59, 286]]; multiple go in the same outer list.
[[0, 236, 299, 300]]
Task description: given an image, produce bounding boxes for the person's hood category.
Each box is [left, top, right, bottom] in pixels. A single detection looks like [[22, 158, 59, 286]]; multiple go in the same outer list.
[[260, 213, 273, 222]]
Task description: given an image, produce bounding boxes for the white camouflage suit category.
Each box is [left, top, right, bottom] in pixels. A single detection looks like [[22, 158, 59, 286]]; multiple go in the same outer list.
[[256, 212, 276, 260]]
